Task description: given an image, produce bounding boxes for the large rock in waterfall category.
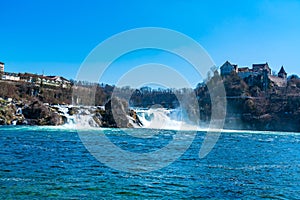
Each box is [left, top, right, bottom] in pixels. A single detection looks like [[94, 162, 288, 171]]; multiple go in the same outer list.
[[100, 97, 142, 128], [22, 100, 64, 126], [102, 97, 130, 128]]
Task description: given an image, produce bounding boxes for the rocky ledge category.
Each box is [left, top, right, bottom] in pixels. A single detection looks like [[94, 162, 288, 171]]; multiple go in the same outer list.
[[0, 97, 142, 128]]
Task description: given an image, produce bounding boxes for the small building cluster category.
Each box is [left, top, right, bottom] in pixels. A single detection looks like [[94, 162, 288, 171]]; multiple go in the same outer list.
[[220, 61, 287, 88], [0, 62, 71, 88]]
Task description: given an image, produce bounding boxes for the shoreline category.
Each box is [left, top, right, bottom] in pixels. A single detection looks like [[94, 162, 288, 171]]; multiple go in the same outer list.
[[1, 96, 300, 133]]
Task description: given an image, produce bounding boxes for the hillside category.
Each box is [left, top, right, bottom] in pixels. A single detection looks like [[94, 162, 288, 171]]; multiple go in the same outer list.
[[1, 72, 300, 131]]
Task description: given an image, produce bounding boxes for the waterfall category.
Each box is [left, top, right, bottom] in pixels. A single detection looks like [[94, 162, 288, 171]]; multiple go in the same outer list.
[[135, 108, 200, 131], [51, 105, 97, 129], [52, 105, 200, 130]]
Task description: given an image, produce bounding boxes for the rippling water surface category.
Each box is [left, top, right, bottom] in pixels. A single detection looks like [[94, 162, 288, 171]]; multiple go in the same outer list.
[[1, 126, 300, 199]]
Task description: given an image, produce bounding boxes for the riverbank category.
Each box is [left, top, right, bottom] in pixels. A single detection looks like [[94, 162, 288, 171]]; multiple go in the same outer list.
[[1, 96, 300, 133]]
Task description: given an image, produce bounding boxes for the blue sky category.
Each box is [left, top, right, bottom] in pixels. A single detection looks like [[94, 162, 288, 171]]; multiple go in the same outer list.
[[1, 0, 300, 87]]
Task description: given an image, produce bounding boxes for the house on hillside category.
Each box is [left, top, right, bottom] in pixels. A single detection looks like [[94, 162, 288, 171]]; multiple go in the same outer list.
[[2, 72, 20, 81], [220, 61, 238, 76], [19, 73, 41, 83], [252, 63, 271, 90], [220, 61, 288, 89], [0, 62, 71, 88], [220, 61, 272, 78], [268, 66, 287, 88], [19, 73, 71, 88], [252, 63, 271, 75], [45, 76, 71, 88], [237, 67, 252, 79]]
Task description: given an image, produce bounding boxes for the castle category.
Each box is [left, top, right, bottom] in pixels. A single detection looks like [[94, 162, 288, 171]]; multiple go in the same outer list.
[[0, 60, 290, 90], [220, 61, 287, 88]]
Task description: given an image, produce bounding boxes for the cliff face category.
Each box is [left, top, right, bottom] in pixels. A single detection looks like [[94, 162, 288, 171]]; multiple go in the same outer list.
[[0, 98, 24, 125], [22, 101, 65, 126], [221, 74, 300, 132], [194, 71, 300, 132], [0, 98, 65, 126]]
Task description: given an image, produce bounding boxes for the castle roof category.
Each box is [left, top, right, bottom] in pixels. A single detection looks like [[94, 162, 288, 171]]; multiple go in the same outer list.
[[278, 66, 287, 75], [238, 67, 250, 72], [220, 61, 237, 68], [252, 62, 269, 68], [221, 60, 232, 66]]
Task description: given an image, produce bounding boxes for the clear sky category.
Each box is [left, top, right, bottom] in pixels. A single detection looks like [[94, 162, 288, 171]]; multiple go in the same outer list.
[[1, 0, 300, 87]]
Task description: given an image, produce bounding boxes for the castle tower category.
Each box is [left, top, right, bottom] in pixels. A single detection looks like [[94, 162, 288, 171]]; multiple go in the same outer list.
[[278, 66, 287, 79]]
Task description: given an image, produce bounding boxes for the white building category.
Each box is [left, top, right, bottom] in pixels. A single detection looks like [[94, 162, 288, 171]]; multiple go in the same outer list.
[[2, 72, 20, 81], [0, 62, 4, 73]]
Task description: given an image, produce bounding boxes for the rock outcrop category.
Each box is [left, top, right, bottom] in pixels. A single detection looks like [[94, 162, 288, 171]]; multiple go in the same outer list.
[[0, 98, 24, 125], [102, 97, 132, 128], [129, 109, 143, 127], [22, 100, 64, 126], [0, 97, 143, 128]]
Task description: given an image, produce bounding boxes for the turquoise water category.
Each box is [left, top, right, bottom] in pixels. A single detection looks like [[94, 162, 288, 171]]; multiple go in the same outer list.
[[1, 126, 300, 199]]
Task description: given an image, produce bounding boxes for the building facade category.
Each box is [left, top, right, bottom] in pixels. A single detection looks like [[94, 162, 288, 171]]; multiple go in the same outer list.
[[220, 61, 288, 88], [2, 72, 20, 81], [278, 66, 287, 79], [220, 61, 238, 76], [0, 62, 4, 74]]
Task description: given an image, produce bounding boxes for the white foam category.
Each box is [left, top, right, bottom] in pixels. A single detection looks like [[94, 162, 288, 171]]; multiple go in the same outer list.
[[135, 108, 200, 131]]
